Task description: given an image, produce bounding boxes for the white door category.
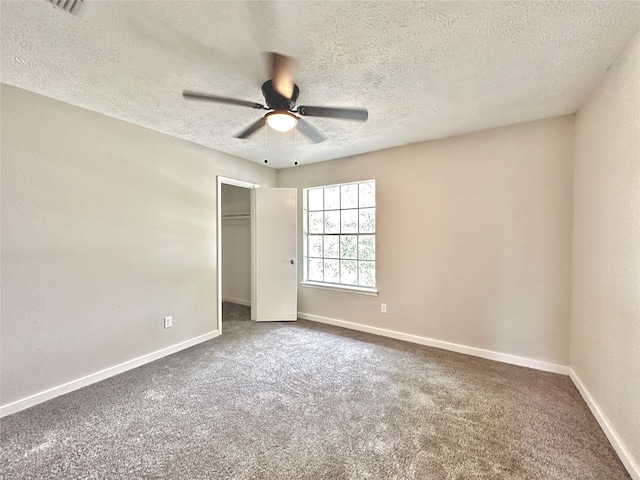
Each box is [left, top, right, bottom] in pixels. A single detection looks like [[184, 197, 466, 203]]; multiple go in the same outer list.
[[251, 188, 298, 321]]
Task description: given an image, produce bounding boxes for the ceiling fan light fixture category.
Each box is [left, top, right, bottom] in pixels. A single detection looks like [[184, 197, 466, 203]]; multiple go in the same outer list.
[[266, 111, 298, 132]]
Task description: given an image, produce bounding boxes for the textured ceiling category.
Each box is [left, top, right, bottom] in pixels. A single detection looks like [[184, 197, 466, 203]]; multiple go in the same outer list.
[[2, 1, 639, 169]]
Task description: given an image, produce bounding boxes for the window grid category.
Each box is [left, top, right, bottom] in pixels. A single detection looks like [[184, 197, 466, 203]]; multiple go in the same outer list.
[[304, 180, 375, 288]]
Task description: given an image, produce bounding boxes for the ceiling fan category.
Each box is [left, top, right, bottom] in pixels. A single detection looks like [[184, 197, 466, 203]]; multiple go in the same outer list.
[[182, 52, 368, 143]]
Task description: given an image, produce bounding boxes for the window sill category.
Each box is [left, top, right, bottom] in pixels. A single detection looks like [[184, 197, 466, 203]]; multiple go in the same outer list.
[[300, 281, 378, 296]]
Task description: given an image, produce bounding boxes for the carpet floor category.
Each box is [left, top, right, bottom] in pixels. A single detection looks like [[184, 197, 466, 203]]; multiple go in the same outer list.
[[0, 302, 630, 479]]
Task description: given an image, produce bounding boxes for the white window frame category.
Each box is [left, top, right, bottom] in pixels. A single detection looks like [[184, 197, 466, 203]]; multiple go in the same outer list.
[[301, 180, 378, 296]]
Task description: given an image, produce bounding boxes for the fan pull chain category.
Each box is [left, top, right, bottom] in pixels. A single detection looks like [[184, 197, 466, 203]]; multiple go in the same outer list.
[[294, 125, 298, 166], [264, 124, 268, 164]]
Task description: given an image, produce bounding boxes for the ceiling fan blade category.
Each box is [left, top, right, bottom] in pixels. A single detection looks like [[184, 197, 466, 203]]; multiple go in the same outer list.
[[297, 105, 368, 121], [268, 52, 295, 100], [234, 117, 266, 139], [183, 90, 265, 109], [296, 118, 326, 143]]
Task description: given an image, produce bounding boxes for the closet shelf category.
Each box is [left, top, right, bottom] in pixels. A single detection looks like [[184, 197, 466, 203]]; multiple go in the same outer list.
[[222, 213, 251, 220]]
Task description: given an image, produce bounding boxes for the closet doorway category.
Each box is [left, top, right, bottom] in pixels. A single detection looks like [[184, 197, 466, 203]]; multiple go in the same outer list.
[[217, 176, 258, 332], [217, 176, 298, 331]]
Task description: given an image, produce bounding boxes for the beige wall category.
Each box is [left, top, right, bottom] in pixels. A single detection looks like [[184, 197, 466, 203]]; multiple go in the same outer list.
[[221, 184, 251, 305], [0, 84, 276, 406], [571, 32, 640, 470], [279, 116, 574, 366]]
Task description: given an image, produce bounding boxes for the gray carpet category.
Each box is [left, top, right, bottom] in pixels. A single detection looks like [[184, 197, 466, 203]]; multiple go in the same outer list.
[[0, 302, 630, 479]]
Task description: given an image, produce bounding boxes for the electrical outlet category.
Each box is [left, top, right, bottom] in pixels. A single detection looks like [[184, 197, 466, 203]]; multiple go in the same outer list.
[[381, 304, 387, 314], [164, 316, 172, 328]]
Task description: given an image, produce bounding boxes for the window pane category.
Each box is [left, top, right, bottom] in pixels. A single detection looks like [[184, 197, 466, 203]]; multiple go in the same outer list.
[[341, 209, 358, 233], [324, 211, 340, 234], [340, 260, 358, 285], [340, 235, 357, 259], [309, 212, 323, 234], [359, 235, 375, 260], [308, 189, 323, 211], [359, 261, 375, 287], [308, 235, 323, 257], [308, 259, 323, 281], [324, 259, 339, 283], [359, 182, 375, 208], [303, 181, 376, 289], [324, 236, 339, 258], [325, 186, 340, 210], [341, 184, 358, 209], [359, 208, 375, 233]]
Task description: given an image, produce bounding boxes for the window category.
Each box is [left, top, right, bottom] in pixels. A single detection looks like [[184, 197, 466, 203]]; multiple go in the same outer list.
[[303, 180, 376, 292]]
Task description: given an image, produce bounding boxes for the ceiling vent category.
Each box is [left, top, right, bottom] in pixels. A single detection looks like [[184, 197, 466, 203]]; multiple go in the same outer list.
[[48, 0, 84, 15]]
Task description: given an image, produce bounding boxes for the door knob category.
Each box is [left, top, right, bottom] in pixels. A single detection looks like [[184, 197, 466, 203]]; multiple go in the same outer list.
[[290, 259, 296, 265]]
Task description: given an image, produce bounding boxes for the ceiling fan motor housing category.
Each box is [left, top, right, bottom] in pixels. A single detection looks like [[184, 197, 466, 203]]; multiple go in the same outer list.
[[261, 80, 299, 111]]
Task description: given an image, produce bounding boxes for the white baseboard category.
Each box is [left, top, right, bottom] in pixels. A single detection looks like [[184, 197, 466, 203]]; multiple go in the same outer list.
[[569, 369, 639, 480], [298, 312, 569, 375], [222, 296, 251, 307], [0, 330, 220, 418]]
